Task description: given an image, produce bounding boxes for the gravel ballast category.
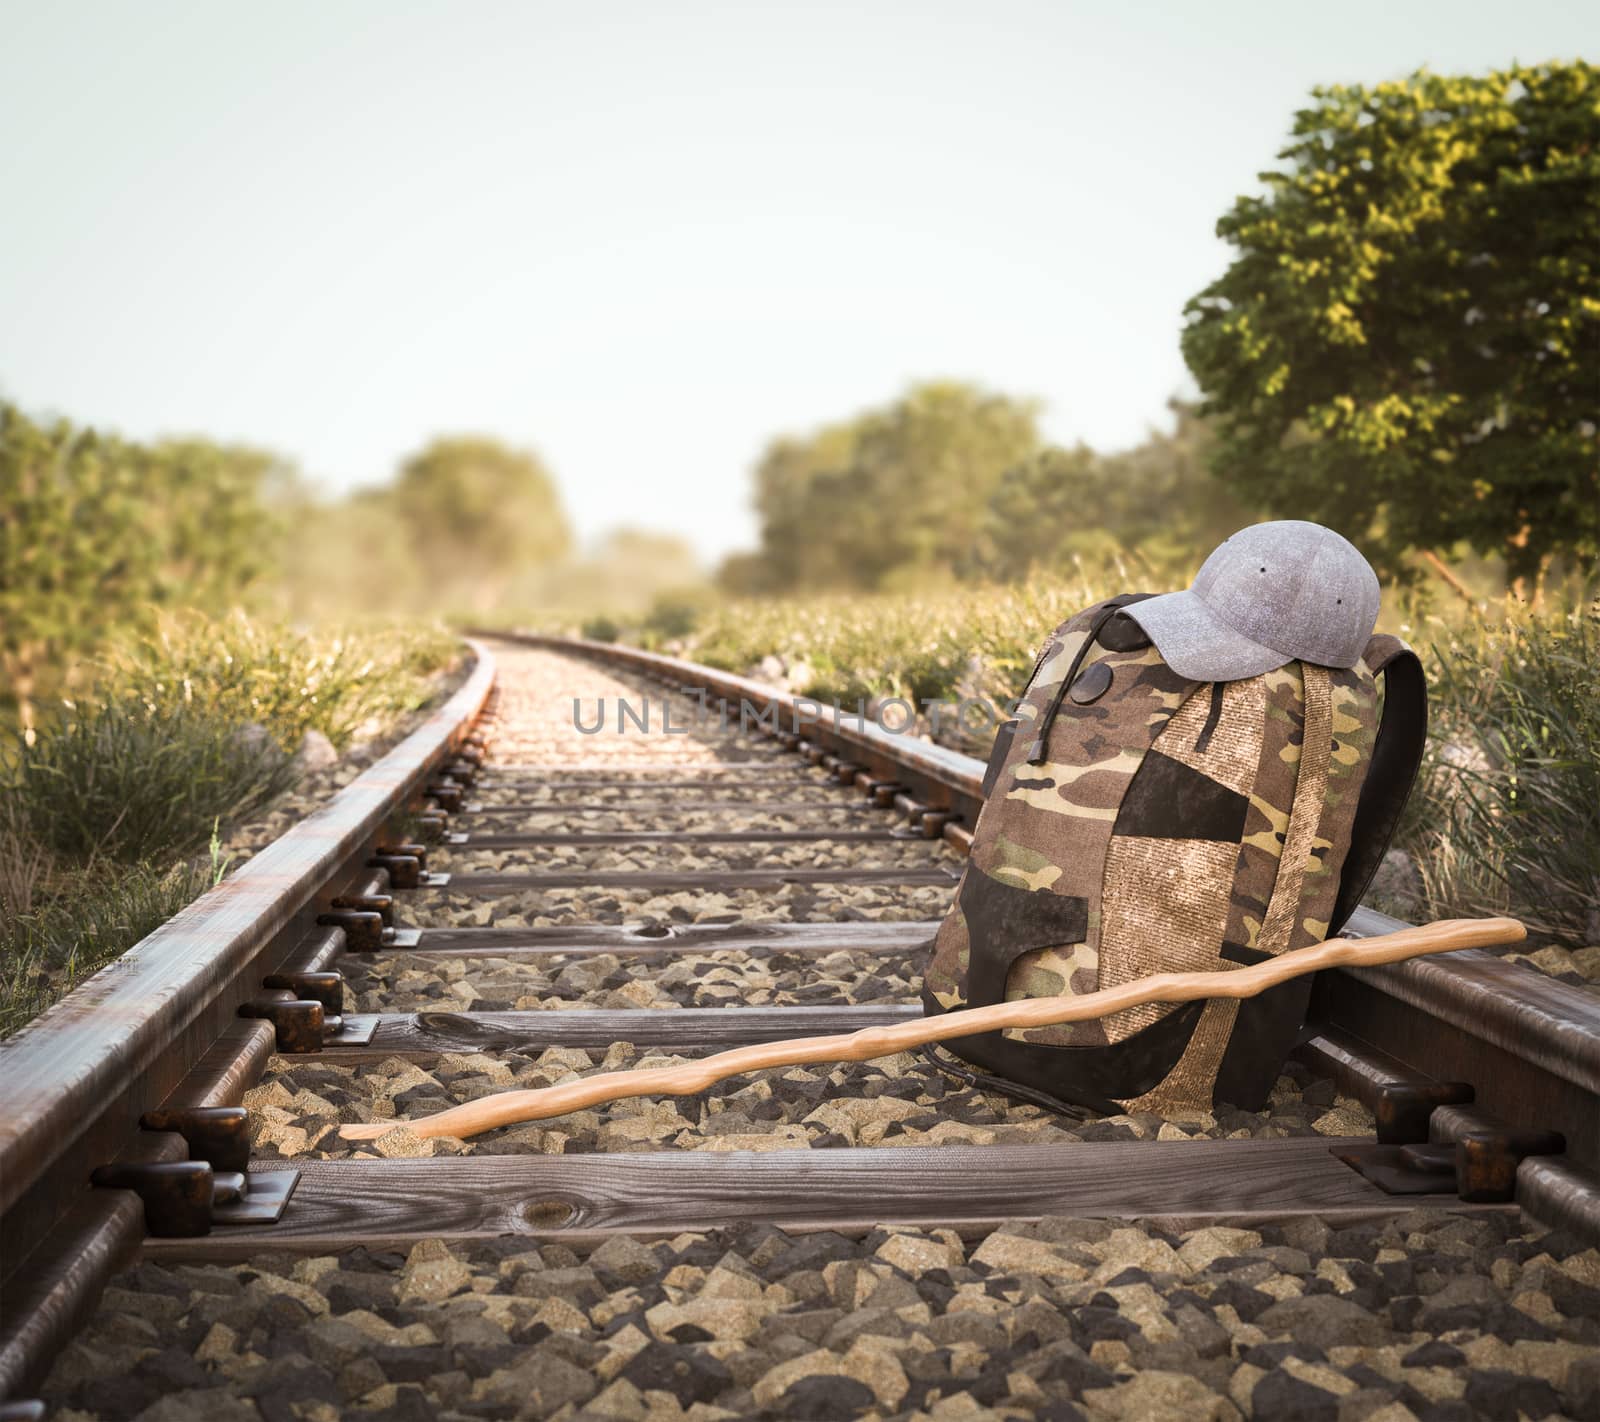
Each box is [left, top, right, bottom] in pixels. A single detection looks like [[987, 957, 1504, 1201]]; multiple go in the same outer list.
[[246, 1057, 1373, 1165], [43, 1212, 1600, 1420], [38, 642, 1599, 1420]]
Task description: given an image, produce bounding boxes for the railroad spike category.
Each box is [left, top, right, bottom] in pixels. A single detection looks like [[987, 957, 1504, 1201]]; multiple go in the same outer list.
[[866, 780, 904, 808], [140, 1106, 251, 1175], [264, 971, 344, 1017], [429, 781, 465, 812], [887, 799, 931, 837], [1337, 1107, 1566, 1203], [1373, 1080, 1475, 1144], [334, 893, 395, 927], [1433, 1105, 1568, 1203], [315, 908, 386, 952], [90, 1160, 213, 1237], [1455, 1127, 1567, 1203], [917, 810, 960, 840], [369, 850, 422, 890], [238, 998, 325, 1053]]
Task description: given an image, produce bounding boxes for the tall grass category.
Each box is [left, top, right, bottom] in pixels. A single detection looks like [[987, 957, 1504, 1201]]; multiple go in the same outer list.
[[0, 612, 467, 1037], [1401, 604, 1599, 945], [0, 849, 224, 1040], [0, 799, 50, 919], [8, 699, 296, 864], [680, 573, 1125, 732], [105, 611, 461, 751]]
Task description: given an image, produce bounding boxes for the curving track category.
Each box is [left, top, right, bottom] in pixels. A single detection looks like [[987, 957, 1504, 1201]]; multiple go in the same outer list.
[[3, 636, 1599, 1420]]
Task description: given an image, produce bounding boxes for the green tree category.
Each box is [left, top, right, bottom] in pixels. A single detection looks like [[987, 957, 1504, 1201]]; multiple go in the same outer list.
[[1182, 63, 1600, 597], [747, 382, 1041, 591], [1, 403, 282, 728], [393, 436, 572, 610], [746, 422, 863, 590], [978, 443, 1107, 570], [1092, 401, 1252, 565], [975, 403, 1251, 578]]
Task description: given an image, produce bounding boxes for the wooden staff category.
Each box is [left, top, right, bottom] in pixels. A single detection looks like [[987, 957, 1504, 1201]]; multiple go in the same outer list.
[[339, 917, 1523, 1143]]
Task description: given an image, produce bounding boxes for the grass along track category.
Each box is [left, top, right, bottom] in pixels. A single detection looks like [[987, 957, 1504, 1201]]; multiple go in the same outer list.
[[5, 635, 1600, 1419]]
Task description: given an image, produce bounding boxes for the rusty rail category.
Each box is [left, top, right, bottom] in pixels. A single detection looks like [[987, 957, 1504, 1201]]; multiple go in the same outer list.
[[0, 641, 496, 1397]]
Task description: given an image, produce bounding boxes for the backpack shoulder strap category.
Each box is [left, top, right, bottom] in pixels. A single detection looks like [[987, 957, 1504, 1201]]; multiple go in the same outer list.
[[1328, 634, 1428, 938]]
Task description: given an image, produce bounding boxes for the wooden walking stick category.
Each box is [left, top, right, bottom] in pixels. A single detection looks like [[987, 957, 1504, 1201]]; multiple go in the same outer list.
[[340, 917, 1523, 1143]]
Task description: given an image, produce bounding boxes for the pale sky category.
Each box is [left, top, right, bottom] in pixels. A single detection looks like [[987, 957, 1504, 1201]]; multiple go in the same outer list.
[[1, 2, 1591, 563]]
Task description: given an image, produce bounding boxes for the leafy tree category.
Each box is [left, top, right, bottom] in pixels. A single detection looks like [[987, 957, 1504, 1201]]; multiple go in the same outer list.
[[978, 444, 1107, 570], [974, 403, 1251, 579], [1092, 402, 1253, 566], [1183, 63, 1600, 598], [747, 422, 864, 590], [747, 382, 1042, 591], [1, 403, 282, 729], [852, 382, 1042, 585], [393, 436, 572, 609]]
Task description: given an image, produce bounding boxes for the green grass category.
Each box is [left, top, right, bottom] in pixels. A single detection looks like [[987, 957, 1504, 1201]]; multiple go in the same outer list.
[[8, 698, 297, 865], [0, 828, 227, 1040], [5, 612, 466, 867], [105, 611, 462, 751], [0, 612, 468, 1038], [672, 577, 1116, 748], [1400, 605, 1599, 945]]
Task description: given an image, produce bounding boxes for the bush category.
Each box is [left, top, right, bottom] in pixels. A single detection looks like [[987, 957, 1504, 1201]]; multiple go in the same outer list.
[[8, 699, 295, 864], [0, 614, 466, 1039], [581, 615, 620, 643], [639, 594, 706, 646]]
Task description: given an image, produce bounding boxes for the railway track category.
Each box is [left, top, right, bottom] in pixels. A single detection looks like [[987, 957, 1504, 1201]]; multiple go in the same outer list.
[[3, 635, 1599, 1419]]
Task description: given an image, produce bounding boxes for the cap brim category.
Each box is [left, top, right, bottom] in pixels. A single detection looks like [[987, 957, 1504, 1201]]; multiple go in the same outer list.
[[1126, 590, 1290, 682]]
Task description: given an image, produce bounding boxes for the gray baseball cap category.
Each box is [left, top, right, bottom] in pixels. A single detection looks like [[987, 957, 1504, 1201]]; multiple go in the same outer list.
[[1127, 521, 1381, 682]]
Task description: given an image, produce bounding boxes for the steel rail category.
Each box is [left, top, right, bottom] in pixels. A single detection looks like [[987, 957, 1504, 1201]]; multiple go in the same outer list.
[[0, 641, 496, 1397]]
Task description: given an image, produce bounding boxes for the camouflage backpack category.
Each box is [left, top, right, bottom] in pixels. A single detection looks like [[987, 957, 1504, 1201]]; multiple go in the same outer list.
[[921, 592, 1426, 1115]]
